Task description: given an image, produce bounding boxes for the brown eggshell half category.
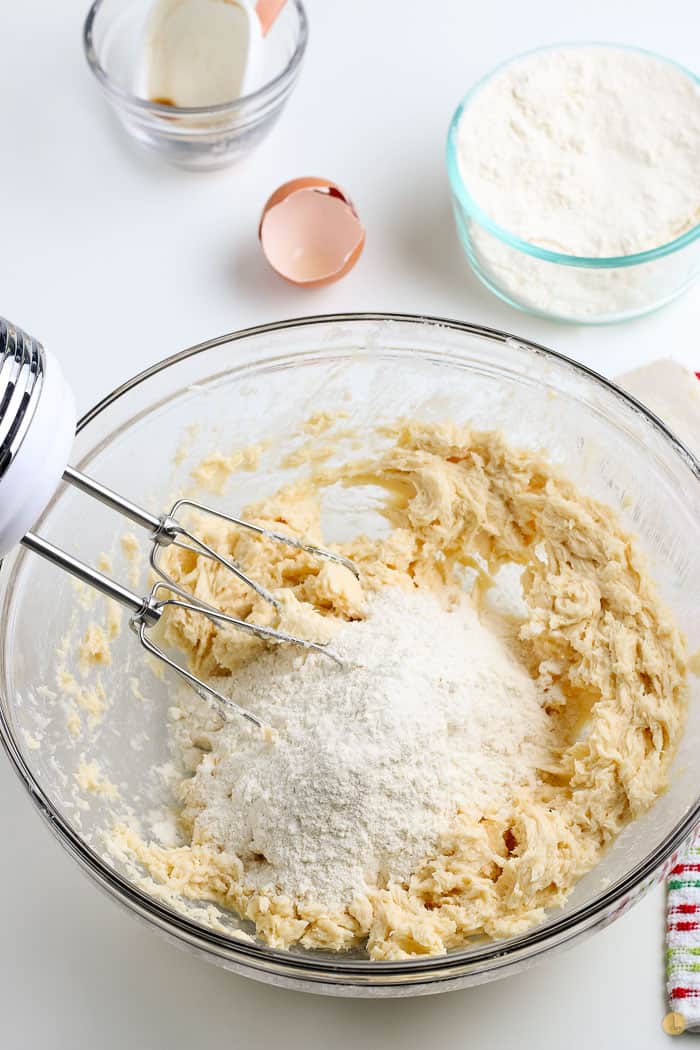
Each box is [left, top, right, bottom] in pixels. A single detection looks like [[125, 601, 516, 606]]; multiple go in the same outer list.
[[259, 177, 365, 287]]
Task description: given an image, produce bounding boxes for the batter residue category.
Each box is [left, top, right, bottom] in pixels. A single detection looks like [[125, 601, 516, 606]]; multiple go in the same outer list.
[[112, 421, 687, 959]]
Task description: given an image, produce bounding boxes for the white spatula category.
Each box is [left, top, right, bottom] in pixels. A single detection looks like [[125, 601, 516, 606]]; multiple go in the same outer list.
[[142, 0, 286, 107]]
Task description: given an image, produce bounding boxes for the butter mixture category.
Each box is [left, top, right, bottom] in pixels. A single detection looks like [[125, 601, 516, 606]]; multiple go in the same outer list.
[[113, 421, 687, 959]]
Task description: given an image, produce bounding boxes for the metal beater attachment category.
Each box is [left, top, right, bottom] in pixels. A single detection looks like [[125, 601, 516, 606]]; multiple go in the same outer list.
[[0, 318, 357, 728]]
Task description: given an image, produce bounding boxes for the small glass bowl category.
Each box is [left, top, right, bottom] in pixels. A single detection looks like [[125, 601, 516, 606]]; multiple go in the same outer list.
[[446, 44, 700, 324], [84, 0, 308, 170]]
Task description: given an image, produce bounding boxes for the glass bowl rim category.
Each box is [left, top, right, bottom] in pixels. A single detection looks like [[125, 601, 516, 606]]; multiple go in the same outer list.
[[446, 42, 700, 269], [2, 310, 700, 985], [83, 0, 308, 118]]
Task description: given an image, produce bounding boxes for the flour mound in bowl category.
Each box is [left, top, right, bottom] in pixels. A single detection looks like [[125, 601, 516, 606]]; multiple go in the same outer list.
[[111, 421, 687, 959], [181, 588, 552, 907]]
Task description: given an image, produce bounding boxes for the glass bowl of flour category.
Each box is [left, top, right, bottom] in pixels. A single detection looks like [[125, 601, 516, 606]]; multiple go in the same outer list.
[[447, 44, 700, 324], [2, 313, 700, 996]]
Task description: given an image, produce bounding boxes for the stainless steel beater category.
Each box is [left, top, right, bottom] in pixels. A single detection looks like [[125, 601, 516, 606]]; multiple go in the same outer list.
[[0, 318, 357, 728]]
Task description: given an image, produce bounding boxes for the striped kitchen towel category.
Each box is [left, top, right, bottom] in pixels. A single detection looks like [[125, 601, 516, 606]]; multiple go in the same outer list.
[[667, 830, 700, 1029]]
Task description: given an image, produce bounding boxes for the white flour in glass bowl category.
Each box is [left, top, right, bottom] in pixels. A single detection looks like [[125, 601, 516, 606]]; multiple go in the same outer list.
[[454, 45, 700, 320]]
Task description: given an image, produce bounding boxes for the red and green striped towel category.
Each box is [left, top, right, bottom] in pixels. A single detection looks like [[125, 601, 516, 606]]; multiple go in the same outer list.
[[668, 831, 700, 1028]]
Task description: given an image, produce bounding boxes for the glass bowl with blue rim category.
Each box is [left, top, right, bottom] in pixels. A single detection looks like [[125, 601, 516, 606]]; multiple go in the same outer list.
[[446, 44, 700, 324]]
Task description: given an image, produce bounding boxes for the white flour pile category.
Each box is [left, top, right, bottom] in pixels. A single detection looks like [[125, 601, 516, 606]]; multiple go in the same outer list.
[[456, 46, 700, 318], [183, 588, 551, 906], [458, 46, 700, 256]]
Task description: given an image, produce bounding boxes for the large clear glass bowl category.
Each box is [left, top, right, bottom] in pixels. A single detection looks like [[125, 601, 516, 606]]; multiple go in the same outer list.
[[1, 314, 699, 997]]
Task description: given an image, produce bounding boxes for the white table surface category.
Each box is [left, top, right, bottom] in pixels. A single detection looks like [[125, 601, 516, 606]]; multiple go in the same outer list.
[[1, 0, 698, 1045]]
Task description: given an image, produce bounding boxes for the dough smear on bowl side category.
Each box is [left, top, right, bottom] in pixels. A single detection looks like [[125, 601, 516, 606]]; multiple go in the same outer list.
[[109, 420, 687, 960]]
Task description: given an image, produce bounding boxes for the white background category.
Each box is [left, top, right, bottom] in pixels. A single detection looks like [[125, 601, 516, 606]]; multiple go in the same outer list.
[[1, 0, 699, 1046]]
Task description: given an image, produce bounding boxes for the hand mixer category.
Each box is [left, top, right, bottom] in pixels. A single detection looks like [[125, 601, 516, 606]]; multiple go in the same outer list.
[[0, 318, 357, 728]]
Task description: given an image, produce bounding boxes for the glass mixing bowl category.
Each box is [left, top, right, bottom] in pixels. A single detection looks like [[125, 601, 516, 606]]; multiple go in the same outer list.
[[1, 314, 700, 997], [446, 45, 700, 324]]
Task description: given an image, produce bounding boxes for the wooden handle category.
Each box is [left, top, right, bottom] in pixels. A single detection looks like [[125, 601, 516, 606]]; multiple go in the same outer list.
[[255, 0, 287, 36]]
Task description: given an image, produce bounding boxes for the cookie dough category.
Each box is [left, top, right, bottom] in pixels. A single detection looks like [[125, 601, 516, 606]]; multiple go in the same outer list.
[[113, 421, 687, 959]]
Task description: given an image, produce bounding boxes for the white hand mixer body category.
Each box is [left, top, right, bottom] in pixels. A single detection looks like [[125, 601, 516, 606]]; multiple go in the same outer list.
[[0, 319, 355, 727]]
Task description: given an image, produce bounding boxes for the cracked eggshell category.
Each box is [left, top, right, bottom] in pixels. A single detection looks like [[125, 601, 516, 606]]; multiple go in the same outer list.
[[258, 178, 365, 287]]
